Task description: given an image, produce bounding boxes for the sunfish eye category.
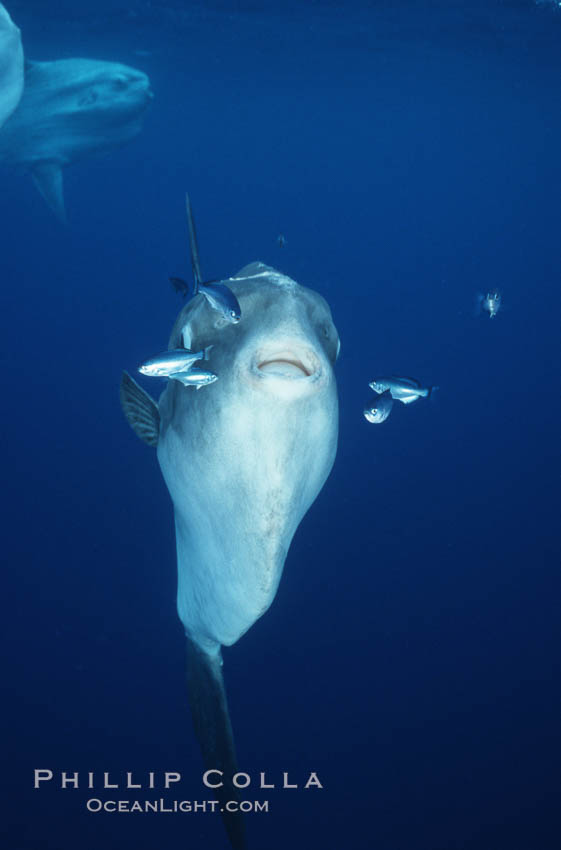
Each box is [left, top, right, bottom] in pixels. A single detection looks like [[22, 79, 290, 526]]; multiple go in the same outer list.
[[113, 75, 129, 89], [78, 89, 98, 107]]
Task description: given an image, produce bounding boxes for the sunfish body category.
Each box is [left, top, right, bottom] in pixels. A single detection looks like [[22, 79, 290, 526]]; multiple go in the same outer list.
[[369, 376, 435, 405], [0, 57, 152, 220], [121, 261, 339, 848], [0, 3, 23, 129]]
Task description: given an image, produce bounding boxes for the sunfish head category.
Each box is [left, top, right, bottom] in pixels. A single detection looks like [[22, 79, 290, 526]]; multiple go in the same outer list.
[[0, 58, 153, 166], [157, 262, 339, 651], [51, 59, 153, 132]]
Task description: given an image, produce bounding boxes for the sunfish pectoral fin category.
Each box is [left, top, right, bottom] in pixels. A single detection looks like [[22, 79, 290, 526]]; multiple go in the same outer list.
[[186, 638, 246, 850], [119, 371, 160, 446], [31, 162, 67, 223]]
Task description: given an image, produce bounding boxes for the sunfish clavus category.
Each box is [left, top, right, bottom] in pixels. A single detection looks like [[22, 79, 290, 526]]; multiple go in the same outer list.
[[121, 260, 339, 848], [0, 3, 23, 129]]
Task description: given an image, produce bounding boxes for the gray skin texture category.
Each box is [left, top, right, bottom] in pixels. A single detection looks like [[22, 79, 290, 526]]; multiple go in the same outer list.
[[0, 4, 23, 129], [0, 57, 152, 217], [156, 262, 340, 656]]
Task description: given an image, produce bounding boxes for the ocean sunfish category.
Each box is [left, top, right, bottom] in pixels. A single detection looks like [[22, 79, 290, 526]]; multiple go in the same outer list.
[[121, 260, 339, 848], [0, 3, 23, 129], [0, 57, 153, 220]]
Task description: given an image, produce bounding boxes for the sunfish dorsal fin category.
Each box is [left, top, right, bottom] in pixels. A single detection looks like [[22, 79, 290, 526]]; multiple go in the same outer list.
[[185, 193, 202, 294], [31, 162, 67, 223], [120, 371, 160, 447]]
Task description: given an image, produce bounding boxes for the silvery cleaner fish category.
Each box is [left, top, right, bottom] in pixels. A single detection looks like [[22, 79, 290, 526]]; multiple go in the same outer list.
[[364, 389, 393, 423], [0, 3, 23, 129], [121, 258, 339, 848], [168, 368, 218, 389], [139, 347, 212, 378], [0, 57, 153, 220], [369, 376, 437, 404]]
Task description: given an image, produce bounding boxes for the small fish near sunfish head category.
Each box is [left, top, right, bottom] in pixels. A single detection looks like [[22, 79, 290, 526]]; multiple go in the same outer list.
[[170, 276, 241, 323], [364, 389, 393, 424], [369, 376, 437, 405], [199, 280, 241, 324], [168, 368, 218, 389], [138, 347, 212, 378]]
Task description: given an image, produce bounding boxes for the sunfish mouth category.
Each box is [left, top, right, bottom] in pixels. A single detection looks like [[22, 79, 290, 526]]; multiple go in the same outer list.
[[252, 343, 322, 381]]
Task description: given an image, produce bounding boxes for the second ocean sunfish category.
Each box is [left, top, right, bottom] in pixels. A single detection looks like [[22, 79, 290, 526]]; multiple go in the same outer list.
[[0, 57, 153, 220]]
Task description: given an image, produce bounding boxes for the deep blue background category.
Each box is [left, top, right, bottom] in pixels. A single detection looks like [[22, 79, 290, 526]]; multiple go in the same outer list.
[[2, 1, 560, 848]]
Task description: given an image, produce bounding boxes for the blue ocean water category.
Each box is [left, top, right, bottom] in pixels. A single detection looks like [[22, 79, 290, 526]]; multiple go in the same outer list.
[[2, 1, 560, 848]]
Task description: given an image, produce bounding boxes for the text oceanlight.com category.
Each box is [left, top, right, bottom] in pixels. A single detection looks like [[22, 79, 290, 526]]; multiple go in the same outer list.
[[86, 799, 269, 813]]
